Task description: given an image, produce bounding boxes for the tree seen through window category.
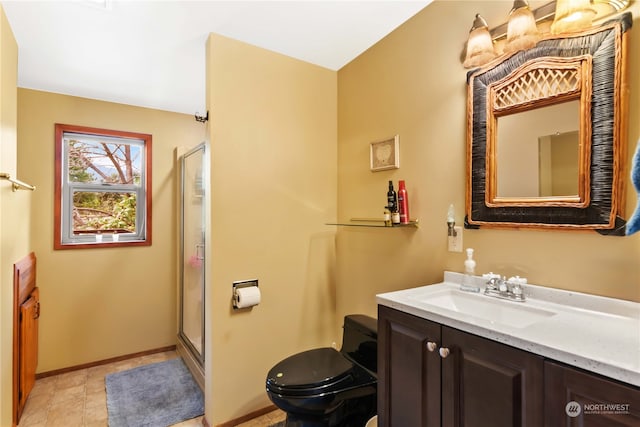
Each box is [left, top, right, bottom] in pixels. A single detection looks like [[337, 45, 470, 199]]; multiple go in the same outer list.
[[67, 139, 141, 234]]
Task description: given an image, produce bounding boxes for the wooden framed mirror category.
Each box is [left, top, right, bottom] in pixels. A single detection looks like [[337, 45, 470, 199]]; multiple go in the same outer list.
[[466, 13, 631, 234]]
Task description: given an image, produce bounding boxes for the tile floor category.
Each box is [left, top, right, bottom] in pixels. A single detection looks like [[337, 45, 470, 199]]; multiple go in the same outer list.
[[18, 350, 285, 427]]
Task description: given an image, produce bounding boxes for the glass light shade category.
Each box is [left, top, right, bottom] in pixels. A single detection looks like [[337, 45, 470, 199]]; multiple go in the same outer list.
[[504, 1, 541, 53], [551, 0, 596, 34], [463, 14, 497, 69]]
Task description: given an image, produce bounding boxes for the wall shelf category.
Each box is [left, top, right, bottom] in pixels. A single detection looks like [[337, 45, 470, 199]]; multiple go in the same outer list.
[[326, 218, 419, 228]]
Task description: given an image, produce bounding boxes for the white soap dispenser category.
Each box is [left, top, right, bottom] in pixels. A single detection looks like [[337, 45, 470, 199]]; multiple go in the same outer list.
[[461, 248, 480, 292]]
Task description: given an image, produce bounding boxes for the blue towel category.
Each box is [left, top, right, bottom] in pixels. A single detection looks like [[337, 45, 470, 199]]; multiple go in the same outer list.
[[626, 140, 640, 235]]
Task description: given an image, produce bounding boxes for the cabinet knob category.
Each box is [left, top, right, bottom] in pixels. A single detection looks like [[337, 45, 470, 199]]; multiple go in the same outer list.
[[426, 341, 437, 352], [439, 347, 450, 358]]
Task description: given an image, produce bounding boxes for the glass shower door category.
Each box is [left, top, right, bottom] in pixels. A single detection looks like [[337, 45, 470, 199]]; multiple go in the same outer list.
[[179, 143, 206, 365]]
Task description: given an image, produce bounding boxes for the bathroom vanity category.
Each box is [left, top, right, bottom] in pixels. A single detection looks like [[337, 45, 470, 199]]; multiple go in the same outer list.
[[376, 272, 640, 426]]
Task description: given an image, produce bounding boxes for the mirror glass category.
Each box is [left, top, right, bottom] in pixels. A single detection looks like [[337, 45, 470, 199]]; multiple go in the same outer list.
[[496, 100, 579, 198], [538, 130, 579, 197]]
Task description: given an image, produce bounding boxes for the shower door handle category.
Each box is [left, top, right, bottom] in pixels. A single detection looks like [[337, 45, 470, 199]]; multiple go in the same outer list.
[[195, 244, 204, 260]]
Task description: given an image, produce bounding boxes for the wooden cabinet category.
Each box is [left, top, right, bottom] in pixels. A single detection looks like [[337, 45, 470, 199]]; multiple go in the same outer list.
[[378, 306, 543, 427], [19, 288, 39, 409], [378, 305, 441, 427], [441, 327, 543, 427], [379, 306, 640, 427], [13, 252, 39, 425], [545, 361, 640, 427]]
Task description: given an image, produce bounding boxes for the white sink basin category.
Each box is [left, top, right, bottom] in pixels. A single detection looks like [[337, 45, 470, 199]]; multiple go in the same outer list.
[[410, 289, 557, 328]]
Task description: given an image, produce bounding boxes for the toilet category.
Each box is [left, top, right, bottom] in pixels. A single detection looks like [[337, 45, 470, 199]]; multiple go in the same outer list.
[[266, 315, 378, 427]]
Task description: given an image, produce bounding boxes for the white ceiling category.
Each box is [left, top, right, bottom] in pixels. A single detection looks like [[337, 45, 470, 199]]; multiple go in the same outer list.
[[1, 0, 432, 115]]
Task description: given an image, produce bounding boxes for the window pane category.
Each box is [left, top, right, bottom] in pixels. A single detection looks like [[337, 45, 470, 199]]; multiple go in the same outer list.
[[72, 191, 137, 234], [66, 137, 142, 185]]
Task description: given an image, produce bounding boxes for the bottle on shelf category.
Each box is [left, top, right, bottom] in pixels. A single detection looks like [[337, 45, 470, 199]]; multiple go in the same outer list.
[[387, 181, 397, 214], [391, 211, 400, 225], [383, 208, 392, 227], [398, 180, 409, 224]]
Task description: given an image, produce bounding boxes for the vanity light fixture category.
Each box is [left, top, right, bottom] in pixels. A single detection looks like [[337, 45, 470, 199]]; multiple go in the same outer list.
[[504, 0, 541, 53], [461, 1, 630, 69], [462, 14, 497, 69], [550, 0, 596, 34]]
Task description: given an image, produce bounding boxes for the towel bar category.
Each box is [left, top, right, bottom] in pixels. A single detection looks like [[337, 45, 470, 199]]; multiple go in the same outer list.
[[0, 173, 36, 192]]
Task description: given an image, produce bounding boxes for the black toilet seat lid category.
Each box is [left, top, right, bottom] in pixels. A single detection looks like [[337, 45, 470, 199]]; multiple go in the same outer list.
[[267, 347, 353, 389]]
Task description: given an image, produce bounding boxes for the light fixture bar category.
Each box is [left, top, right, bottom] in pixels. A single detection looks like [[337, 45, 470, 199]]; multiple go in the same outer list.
[[488, 0, 629, 41]]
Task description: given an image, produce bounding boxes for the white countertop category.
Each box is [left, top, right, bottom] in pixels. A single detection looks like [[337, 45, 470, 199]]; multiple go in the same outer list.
[[376, 271, 640, 387]]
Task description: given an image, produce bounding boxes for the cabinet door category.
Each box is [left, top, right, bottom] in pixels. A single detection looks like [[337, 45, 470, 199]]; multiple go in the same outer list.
[[19, 288, 39, 413], [378, 306, 441, 427], [545, 361, 640, 426], [441, 326, 544, 427]]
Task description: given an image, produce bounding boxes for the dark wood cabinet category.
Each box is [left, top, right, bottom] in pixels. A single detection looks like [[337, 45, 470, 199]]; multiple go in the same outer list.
[[378, 306, 543, 427], [441, 326, 543, 427], [379, 306, 640, 427], [544, 361, 640, 427], [378, 305, 441, 427]]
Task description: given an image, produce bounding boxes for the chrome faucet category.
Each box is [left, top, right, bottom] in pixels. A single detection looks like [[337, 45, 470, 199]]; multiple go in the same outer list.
[[482, 273, 526, 302]]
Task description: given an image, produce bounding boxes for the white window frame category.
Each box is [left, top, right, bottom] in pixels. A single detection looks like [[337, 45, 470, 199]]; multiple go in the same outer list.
[[54, 124, 152, 249]]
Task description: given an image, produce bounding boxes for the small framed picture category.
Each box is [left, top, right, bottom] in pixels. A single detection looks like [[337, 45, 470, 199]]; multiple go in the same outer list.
[[370, 135, 399, 172]]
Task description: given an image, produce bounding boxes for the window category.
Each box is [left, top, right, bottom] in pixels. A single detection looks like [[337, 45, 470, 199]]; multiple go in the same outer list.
[[54, 124, 152, 249]]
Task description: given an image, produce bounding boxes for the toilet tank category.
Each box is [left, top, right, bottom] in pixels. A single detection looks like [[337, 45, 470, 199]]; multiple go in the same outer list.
[[341, 315, 377, 373]]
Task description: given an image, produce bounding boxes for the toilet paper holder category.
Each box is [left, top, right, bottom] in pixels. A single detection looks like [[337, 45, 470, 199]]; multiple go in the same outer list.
[[232, 279, 259, 310]]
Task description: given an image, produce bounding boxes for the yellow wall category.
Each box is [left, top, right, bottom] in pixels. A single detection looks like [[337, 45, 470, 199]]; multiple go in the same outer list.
[[0, 5, 30, 426], [336, 0, 640, 324], [17, 89, 204, 373], [205, 34, 337, 424]]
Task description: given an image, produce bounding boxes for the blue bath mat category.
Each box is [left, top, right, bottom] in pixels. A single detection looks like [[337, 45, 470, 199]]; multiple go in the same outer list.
[[105, 358, 204, 427]]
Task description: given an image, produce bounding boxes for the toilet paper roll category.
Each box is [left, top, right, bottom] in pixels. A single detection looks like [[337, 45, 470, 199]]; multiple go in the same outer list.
[[234, 286, 261, 309]]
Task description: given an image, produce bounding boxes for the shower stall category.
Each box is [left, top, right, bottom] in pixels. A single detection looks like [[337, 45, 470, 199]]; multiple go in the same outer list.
[[177, 143, 206, 390]]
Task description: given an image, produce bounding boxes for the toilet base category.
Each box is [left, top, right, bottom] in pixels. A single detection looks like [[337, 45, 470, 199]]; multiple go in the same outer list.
[[282, 394, 376, 427]]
